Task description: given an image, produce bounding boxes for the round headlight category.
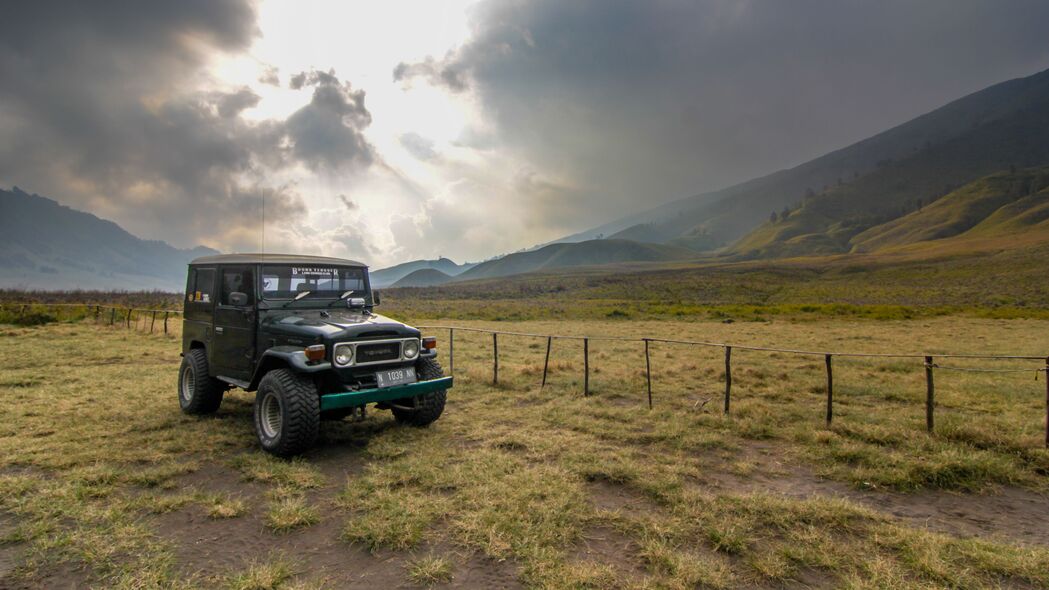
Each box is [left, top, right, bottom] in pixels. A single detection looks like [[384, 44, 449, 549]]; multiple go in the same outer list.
[[402, 339, 420, 359], [334, 344, 354, 366]]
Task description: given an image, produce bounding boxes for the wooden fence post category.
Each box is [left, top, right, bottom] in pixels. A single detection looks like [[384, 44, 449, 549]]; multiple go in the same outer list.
[[164, 312, 169, 335], [724, 346, 732, 414], [150, 311, 157, 334], [94, 305, 100, 321], [449, 328, 455, 375], [644, 339, 652, 409], [825, 354, 834, 426], [925, 356, 935, 432], [583, 338, 590, 397], [492, 332, 498, 385], [126, 308, 132, 328], [110, 307, 116, 325], [541, 336, 552, 389]]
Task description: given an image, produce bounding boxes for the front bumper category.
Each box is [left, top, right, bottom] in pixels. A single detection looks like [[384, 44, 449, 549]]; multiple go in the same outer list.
[[319, 376, 453, 411]]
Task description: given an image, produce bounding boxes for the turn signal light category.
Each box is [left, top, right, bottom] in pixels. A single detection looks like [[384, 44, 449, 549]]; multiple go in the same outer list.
[[422, 337, 437, 350], [305, 344, 326, 362]]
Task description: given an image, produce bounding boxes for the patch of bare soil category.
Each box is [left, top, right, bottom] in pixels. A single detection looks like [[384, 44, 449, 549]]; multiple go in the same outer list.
[[155, 457, 523, 588], [587, 479, 659, 515], [0, 513, 24, 585], [572, 524, 646, 583], [696, 443, 1049, 547], [416, 541, 523, 590]]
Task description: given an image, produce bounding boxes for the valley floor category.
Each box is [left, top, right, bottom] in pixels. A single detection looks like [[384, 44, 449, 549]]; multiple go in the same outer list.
[[1, 317, 1048, 588]]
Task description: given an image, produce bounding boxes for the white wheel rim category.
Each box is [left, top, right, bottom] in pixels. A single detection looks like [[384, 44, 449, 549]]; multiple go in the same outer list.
[[260, 392, 282, 439], [180, 365, 194, 403]]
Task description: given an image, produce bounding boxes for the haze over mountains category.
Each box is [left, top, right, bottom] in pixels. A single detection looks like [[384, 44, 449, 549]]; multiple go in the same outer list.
[[4, 68, 1049, 291], [0, 188, 216, 291], [556, 67, 1049, 257]]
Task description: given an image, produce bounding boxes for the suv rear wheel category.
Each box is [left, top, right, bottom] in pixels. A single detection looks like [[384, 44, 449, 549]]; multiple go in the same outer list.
[[254, 369, 320, 457], [392, 357, 447, 427], [178, 349, 224, 414]]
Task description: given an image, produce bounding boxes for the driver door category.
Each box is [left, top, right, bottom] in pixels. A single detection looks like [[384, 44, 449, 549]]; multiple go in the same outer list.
[[213, 266, 256, 381]]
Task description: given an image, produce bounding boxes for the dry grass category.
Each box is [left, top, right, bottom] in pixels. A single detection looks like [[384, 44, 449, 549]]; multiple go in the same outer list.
[[0, 316, 1047, 588]]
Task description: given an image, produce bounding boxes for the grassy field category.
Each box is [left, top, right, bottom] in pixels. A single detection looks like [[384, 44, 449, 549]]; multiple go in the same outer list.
[[1, 314, 1048, 588]]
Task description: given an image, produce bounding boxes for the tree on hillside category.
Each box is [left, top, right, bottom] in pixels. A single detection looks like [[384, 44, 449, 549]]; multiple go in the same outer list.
[[769, 211, 778, 223]]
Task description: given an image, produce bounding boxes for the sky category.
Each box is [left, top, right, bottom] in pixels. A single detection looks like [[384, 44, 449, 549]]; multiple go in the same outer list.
[[2, 1, 1049, 268]]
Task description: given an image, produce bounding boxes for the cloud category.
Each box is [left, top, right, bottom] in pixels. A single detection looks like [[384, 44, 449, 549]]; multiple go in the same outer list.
[[393, 57, 469, 92], [337, 194, 358, 211], [284, 70, 374, 171], [214, 87, 261, 118], [399, 133, 438, 161], [395, 0, 1049, 237], [0, 2, 378, 254], [258, 65, 280, 86]]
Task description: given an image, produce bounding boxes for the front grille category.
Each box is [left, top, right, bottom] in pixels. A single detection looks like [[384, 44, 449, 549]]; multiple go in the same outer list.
[[355, 342, 400, 363]]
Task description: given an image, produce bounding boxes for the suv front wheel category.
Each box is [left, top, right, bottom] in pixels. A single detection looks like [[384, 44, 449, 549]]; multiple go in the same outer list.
[[178, 349, 225, 415], [392, 357, 447, 427], [254, 369, 320, 457]]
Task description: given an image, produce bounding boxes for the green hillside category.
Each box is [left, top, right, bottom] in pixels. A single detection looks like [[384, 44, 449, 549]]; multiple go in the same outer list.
[[851, 168, 1049, 252], [729, 89, 1049, 259], [455, 239, 700, 281]]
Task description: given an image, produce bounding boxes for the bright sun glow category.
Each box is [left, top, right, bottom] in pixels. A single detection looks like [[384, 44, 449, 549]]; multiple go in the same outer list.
[[200, 0, 505, 266]]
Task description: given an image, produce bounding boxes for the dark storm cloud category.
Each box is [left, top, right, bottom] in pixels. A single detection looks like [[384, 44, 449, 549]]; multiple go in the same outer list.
[[0, 1, 373, 252], [285, 70, 374, 171], [397, 0, 1049, 230]]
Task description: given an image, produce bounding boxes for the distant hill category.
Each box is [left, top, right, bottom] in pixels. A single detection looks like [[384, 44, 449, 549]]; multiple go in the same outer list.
[[0, 187, 217, 290], [370, 257, 475, 287], [391, 268, 454, 288], [556, 67, 1049, 255], [454, 239, 699, 281]]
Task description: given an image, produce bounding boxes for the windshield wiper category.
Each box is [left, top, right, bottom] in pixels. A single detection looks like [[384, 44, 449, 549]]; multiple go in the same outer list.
[[282, 290, 312, 308], [327, 290, 355, 307]]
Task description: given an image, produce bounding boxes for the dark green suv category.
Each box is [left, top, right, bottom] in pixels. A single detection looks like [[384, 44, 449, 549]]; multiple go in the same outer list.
[[178, 254, 452, 456]]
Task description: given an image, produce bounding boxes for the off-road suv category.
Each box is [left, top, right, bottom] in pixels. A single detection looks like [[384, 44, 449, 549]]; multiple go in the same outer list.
[[177, 254, 452, 456]]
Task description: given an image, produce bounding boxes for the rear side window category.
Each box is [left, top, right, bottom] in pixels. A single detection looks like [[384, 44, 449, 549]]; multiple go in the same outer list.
[[221, 267, 255, 306], [187, 268, 215, 303]]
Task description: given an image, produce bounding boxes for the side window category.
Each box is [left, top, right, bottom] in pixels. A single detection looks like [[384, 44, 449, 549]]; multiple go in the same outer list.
[[187, 268, 215, 304], [221, 267, 255, 306]]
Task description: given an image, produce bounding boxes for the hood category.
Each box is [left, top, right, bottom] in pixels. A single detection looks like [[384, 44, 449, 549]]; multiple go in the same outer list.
[[260, 310, 420, 341]]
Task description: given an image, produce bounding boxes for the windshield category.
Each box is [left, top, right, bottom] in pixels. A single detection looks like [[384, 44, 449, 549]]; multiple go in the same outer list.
[[260, 265, 368, 300]]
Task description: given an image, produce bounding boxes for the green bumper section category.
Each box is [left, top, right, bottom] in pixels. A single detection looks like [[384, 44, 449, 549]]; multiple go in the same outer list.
[[319, 376, 453, 411]]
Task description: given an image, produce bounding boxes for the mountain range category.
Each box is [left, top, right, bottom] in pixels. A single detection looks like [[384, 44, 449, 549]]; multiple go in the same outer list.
[[5, 67, 1049, 291], [0, 187, 216, 291], [370, 258, 476, 288]]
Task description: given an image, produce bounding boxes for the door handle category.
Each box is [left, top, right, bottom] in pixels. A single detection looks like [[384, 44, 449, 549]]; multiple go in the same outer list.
[[215, 327, 224, 335]]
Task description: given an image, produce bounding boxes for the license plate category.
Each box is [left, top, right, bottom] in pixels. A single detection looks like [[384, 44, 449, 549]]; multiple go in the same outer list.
[[375, 366, 416, 388]]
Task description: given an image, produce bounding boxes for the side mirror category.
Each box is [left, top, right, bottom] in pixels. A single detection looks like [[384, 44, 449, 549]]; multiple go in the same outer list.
[[372, 291, 381, 306], [229, 292, 248, 306], [347, 297, 367, 309]]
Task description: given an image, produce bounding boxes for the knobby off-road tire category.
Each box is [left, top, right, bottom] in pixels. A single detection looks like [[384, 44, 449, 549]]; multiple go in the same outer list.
[[178, 349, 224, 415], [254, 369, 320, 457], [392, 357, 447, 427]]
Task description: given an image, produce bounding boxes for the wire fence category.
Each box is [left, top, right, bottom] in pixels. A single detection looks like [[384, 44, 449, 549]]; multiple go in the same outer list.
[[416, 324, 1049, 449], [2, 302, 1047, 447]]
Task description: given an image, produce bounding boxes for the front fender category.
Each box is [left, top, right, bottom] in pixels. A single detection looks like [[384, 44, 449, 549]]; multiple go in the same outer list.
[[248, 346, 331, 390]]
